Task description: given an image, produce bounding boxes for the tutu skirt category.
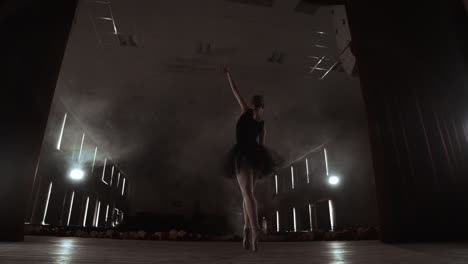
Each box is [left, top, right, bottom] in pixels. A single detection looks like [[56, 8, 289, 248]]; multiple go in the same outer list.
[[224, 143, 283, 179]]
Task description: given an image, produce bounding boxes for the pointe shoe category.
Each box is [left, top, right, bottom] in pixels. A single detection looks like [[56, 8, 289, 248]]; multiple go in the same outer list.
[[242, 227, 251, 250], [251, 227, 260, 252]]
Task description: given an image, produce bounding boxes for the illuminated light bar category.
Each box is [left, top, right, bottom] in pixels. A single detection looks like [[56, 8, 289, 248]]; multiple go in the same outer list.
[[42, 182, 53, 225], [110, 166, 114, 186], [329, 200, 335, 231], [105, 204, 109, 223], [308, 66, 328, 71], [92, 200, 98, 226], [290, 166, 294, 189], [78, 133, 85, 162], [315, 44, 328, 48], [95, 201, 101, 227], [324, 148, 329, 176], [97, 16, 113, 21], [67, 191, 75, 226], [83, 197, 89, 227], [306, 158, 310, 183], [274, 175, 278, 195], [319, 61, 339, 80], [310, 56, 326, 73], [293, 207, 297, 232], [276, 210, 280, 232], [308, 204, 313, 231], [57, 113, 67, 150], [92, 147, 98, 172], [308, 56, 331, 61], [121, 178, 126, 196], [117, 172, 121, 188], [101, 158, 108, 185]]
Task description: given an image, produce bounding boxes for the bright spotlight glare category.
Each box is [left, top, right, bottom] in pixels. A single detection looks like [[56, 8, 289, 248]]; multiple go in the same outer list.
[[70, 169, 84, 180], [328, 176, 339, 185]]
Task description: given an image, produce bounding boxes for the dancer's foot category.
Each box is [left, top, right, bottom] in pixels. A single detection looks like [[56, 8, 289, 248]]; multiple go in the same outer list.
[[251, 226, 261, 252], [242, 227, 250, 250]]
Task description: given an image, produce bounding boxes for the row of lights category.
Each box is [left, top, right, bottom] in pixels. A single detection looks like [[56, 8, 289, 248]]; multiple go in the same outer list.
[[41, 112, 127, 227], [59, 113, 125, 191], [70, 167, 126, 198], [275, 200, 335, 232], [274, 148, 340, 195], [42, 182, 124, 228]]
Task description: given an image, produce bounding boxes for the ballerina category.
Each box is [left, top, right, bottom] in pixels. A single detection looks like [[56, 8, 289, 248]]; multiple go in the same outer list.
[[223, 66, 277, 252]]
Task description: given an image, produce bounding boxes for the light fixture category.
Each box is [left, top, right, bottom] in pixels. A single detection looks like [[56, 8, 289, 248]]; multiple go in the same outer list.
[[70, 169, 84, 181], [276, 210, 280, 232], [328, 175, 340, 185]]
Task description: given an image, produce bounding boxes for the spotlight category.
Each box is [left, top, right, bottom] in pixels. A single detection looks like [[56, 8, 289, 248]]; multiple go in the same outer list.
[[69, 169, 84, 181], [328, 175, 340, 185]]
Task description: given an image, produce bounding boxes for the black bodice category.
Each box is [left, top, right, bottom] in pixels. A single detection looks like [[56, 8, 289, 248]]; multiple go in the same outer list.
[[236, 109, 264, 145]]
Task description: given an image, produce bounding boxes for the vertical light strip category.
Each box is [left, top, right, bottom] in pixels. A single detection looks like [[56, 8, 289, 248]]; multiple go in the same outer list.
[[91, 147, 98, 172], [308, 204, 313, 231], [293, 207, 297, 232], [121, 178, 126, 196], [276, 210, 280, 232], [67, 191, 75, 226], [95, 201, 101, 227], [107, 3, 119, 34], [290, 166, 294, 189], [83, 196, 89, 227], [274, 175, 278, 195], [105, 204, 109, 223], [109, 166, 115, 186], [324, 148, 329, 176], [101, 158, 108, 185], [306, 158, 310, 183], [42, 182, 53, 225], [329, 200, 335, 231], [117, 172, 121, 188], [78, 133, 85, 162], [57, 113, 67, 150], [92, 199, 98, 226]]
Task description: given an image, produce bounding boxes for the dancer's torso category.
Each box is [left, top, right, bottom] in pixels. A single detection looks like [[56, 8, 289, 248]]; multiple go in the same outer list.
[[236, 109, 264, 146]]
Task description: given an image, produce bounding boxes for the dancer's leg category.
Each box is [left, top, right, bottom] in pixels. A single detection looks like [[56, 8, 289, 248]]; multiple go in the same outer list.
[[252, 173, 260, 229], [250, 171, 261, 252], [243, 200, 250, 229], [236, 159, 251, 250], [242, 200, 250, 250], [236, 163, 260, 252]]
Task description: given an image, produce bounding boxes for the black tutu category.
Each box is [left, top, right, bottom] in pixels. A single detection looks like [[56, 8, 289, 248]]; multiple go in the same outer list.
[[223, 143, 283, 179], [223, 108, 284, 179]]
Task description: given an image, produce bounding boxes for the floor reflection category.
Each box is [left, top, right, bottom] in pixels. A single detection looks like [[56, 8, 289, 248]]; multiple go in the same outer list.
[[51, 239, 74, 263], [326, 241, 348, 264]]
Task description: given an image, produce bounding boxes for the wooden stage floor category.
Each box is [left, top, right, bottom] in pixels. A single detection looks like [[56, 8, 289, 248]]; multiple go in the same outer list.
[[0, 236, 467, 263]]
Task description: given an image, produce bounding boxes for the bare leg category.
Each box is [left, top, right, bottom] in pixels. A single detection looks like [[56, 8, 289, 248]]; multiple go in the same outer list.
[[243, 200, 250, 229], [237, 159, 251, 250], [236, 162, 260, 252], [250, 172, 261, 252], [252, 174, 259, 229], [242, 200, 250, 250]]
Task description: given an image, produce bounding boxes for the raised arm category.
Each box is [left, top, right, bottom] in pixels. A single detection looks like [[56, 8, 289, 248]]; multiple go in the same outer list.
[[224, 66, 250, 112]]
